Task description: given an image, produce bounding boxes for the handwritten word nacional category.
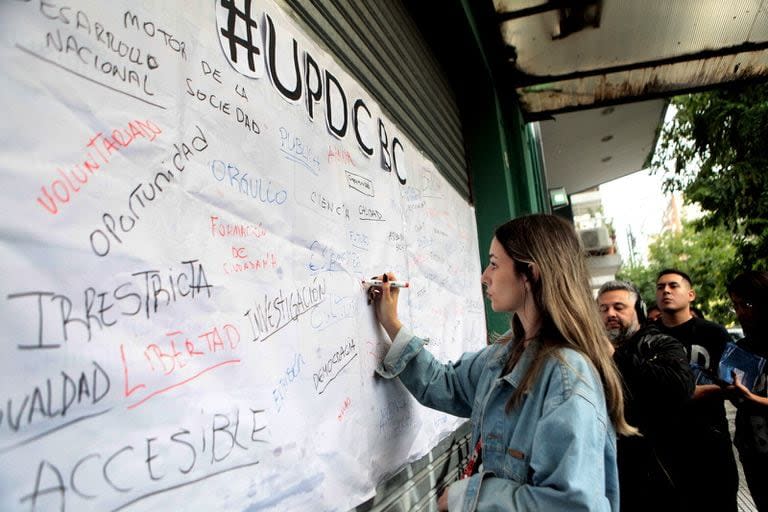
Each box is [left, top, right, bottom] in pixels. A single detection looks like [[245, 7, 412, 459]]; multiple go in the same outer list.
[[210, 160, 287, 205], [17, 407, 268, 511], [244, 277, 327, 343], [6, 259, 212, 349], [0, 361, 110, 438], [36, 119, 161, 216], [89, 125, 208, 257]]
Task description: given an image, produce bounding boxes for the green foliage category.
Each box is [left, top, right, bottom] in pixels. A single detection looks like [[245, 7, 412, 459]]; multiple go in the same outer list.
[[617, 222, 737, 325], [652, 82, 768, 270]]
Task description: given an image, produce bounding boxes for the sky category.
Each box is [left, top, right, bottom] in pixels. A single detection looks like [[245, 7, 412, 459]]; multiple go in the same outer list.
[[599, 168, 671, 265]]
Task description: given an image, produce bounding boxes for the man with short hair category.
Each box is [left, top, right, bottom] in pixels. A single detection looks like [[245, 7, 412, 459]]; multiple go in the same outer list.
[[597, 280, 694, 511], [655, 268, 739, 512]]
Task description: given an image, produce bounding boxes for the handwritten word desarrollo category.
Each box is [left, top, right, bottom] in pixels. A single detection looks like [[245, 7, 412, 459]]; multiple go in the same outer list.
[[36, 119, 162, 216], [6, 259, 212, 349]]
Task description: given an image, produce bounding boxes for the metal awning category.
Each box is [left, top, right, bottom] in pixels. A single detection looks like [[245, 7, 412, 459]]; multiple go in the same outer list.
[[492, 0, 768, 194]]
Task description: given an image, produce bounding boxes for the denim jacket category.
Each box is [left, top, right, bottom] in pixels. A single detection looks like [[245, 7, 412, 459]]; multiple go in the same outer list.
[[376, 329, 618, 511]]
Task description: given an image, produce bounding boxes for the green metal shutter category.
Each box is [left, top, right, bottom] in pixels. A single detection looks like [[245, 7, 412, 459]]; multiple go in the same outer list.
[[280, 0, 471, 200]]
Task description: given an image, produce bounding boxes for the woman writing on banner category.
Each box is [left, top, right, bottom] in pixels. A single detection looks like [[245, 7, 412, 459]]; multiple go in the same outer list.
[[725, 271, 768, 511], [369, 214, 634, 511]]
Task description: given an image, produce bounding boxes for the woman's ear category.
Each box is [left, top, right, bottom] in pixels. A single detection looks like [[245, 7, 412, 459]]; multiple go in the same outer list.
[[528, 262, 541, 283]]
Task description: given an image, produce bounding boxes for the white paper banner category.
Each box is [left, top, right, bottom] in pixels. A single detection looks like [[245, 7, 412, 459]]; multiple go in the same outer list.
[[0, 1, 486, 510]]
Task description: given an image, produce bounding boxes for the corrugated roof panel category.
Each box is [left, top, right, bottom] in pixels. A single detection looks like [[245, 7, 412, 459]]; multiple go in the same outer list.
[[499, 0, 766, 78]]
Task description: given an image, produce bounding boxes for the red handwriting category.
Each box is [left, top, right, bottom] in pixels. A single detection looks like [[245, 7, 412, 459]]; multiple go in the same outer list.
[[327, 145, 354, 166], [36, 119, 162, 215], [337, 397, 352, 421], [210, 215, 267, 238], [120, 323, 241, 409], [223, 252, 278, 275]]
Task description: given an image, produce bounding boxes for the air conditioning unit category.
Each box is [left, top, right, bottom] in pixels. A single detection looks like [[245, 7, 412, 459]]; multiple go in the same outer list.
[[579, 226, 611, 251]]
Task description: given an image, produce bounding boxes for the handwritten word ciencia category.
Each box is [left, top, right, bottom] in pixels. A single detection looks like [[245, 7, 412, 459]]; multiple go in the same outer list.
[[36, 119, 162, 215], [6, 259, 212, 349]]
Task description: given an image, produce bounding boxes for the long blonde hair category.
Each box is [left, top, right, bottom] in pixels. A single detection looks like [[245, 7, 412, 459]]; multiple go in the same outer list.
[[495, 214, 637, 436]]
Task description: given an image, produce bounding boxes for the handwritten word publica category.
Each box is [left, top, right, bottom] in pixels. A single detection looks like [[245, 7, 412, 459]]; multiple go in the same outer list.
[[308, 240, 360, 274], [245, 277, 327, 343], [279, 127, 320, 174], [313, 338, 357, 394], [225, 253, 278, 276], [6, 259, 212, 349], [89, 125, 208, 257], [18, 407, 268, 511], [36, 119, 161, 216], [1, 361, 109, 435], [210, 160, 287, 205], [310, 191, 349, 219], [210, 216, 267, 239], [185, 77, 260, 135], [40, 2, 159, 70], [272, 353, 305, 413], [123, 11, 187, 60]]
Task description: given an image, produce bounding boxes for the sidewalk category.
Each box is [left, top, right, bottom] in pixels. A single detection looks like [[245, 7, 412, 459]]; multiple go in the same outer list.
[[726, 402, 758, 511]]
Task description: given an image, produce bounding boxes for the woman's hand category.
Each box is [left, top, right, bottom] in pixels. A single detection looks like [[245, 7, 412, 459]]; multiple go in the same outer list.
[[437, 488, 449, 511], [368, 272, 402, 341]]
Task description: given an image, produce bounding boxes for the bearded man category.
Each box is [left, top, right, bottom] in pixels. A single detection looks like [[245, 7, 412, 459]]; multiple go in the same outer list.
[[597, 280, 694, 512]]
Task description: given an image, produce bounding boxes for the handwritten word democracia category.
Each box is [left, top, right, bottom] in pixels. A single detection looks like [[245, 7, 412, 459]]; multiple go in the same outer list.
[[36, 119, 161, 216]]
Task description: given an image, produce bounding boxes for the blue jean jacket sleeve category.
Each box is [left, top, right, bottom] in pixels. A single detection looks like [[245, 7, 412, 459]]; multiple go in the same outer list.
[[375, 328, 490, 418], [455, 385, 615, 511]]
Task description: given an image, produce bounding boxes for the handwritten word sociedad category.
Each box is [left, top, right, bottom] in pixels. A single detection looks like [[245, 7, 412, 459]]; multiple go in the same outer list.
[[18, 407, 268, 511], [89, 125, 208, 257], [244, 277, 327, 343], [0, 361, 109, 436], [6, 260, 212, 349], [186, 77, 260, 135], [210, 216, 267, 239], [210, 160, 287, 205], [279, 127, 320, 174], [121, 324, 241, 409], [36, 119, 161, 216], [313, 338, 357, 394], [272, 353, 305, 413]]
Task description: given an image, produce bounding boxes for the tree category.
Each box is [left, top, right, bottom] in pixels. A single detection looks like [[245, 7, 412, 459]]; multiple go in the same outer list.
[[617, 222, 737, 325], [652, 82, 768, 271]]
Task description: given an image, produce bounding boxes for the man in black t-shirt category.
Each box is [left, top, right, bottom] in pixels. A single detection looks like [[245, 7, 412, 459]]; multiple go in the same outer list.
[[656, 268, 738, 512]]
